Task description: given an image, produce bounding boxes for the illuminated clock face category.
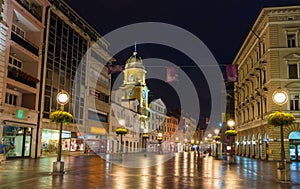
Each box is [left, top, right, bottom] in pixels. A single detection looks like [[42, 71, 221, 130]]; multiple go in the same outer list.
[[142, 90, 147, 99], [128, 90, 134, 96], [128, 74, 134, 82]]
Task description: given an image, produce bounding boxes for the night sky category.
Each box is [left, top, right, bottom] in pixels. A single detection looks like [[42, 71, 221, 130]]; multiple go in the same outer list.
[[64, 0, 300, 126]]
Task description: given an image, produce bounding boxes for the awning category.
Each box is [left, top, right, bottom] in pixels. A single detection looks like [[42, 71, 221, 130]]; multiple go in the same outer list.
[[3, 120, 37, 128]]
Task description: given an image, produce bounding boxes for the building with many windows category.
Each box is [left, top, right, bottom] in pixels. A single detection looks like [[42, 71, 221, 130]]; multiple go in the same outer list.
[[38, 0, 112, 157], [0, 0, 8, 142], [148, 98, 167, 140], [232, 5, 300, 161], [0, 0, 49, 158]]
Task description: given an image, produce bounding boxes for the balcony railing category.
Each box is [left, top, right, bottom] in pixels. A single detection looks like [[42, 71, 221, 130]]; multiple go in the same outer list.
[[7, 66, 39, 88], [11, 33, 39, 56], [16, 0, 42, 21]]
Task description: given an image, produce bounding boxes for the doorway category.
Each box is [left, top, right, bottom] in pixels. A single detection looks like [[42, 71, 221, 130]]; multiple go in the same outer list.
[[3, 125, 32, 158], [289, 131, 300, 161]]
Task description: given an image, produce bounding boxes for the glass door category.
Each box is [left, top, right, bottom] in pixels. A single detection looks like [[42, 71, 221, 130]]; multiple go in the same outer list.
[[3, 126, 32, 158], [290, 144, 296, 161], [297, 145, 300, 161]]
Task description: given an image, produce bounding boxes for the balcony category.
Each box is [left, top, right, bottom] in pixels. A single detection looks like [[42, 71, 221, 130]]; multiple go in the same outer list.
[[11, 33, 39, 56], [16, 0, 42, 21], [7, 66, 39, 88]]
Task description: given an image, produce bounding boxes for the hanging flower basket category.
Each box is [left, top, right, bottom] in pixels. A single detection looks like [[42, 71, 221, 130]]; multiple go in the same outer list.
[[214, 135, 221, 141], [116, 127, 128, 136], [142, 133, 149, 138], [225, 129, 237, 137], [50, 110, 73, 124], [267, 111, 295, 126]]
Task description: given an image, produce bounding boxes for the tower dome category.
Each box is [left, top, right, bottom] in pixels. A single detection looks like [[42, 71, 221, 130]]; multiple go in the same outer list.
[[125, 51, 145, 69]]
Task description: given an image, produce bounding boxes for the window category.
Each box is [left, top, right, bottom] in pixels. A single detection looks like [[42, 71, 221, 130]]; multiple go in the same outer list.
[[8, 56, 22, 70], [289, 64, 298, 79], [88, 110, 108, 122], [5, 93, 17, 105], [290, 93, 299, 111], [12, 24, 25, 38], [287, 34, 296, 48], [263, 70, 266, 84], [257, 102, 260, 116]]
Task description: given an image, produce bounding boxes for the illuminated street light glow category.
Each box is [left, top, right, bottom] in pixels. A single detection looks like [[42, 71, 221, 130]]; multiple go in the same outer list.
[[214, 129, 220, 135], [227, 119, 235, 128], [119, 119, 125, 126], [272, 88, 288, 106], [57, 90, 70, 105]]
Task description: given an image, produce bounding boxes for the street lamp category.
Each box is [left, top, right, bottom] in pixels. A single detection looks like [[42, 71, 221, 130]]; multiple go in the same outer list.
[[117, 119, 127, 153], [227, 119, 235, 129], [207, 134, 212, 156], [227, 119, 236, 163], [157, 132, 163, 153], [53, 90, 70, 174], [214, 128, 220, 159], [272, 88, 288, 170]]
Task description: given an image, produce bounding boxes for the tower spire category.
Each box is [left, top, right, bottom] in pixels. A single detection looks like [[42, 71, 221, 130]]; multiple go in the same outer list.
[[133, 42, 137, 55]]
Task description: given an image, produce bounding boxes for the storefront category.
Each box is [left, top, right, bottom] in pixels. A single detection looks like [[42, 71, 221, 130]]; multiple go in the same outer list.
[[2, 125, 32, 158], [41, 129, 84, 155], [85, 134, 107, 154]]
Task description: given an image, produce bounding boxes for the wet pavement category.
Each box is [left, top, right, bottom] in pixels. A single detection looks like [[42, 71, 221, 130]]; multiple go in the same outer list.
[[0, 152, 300, 189]]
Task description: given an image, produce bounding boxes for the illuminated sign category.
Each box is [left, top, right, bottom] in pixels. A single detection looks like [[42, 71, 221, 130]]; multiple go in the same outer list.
[[17, 109, 24, 119], [90, 127, 106, 134]]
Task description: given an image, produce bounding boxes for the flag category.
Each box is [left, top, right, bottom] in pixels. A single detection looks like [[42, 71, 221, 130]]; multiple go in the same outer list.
[[107, 64, 123, 74], [166, 66, 179, 82], [221, 112, 226, 122], [226, 64, 238, 82], [205, 117, 209, 124]]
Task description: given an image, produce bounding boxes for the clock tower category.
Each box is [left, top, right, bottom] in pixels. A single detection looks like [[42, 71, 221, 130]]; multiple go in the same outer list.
[[121, 49, 149, 128]]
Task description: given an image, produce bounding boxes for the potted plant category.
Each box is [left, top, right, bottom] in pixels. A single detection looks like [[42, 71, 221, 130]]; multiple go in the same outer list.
[[225, 129, 237, 137], [116, 127, 128, 135], [267, 111, 295, 126], [142, 133, 149, 138], [214, 135, 221, 141], [50, 110, 73, 124]]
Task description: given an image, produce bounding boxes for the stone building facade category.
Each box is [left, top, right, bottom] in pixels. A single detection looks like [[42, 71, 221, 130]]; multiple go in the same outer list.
[[232, 5, 300, 161]]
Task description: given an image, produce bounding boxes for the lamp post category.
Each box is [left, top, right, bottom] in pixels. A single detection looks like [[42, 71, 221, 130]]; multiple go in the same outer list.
[[208, 134, 212, 156], [53, 90, 70, 174], [157, 132, 163, 153], [117, 119, 126, 153], [227, 119, 236, 163], [272, 88, 288, 171], [214, 128, 220, 159]]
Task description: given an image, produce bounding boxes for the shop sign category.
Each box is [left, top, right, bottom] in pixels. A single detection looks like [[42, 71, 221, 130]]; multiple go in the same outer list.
[[17, 109, 24, 119], [62, 132, 71, 138], [90, 127, 106, 134], [291, 140, 300, 144]]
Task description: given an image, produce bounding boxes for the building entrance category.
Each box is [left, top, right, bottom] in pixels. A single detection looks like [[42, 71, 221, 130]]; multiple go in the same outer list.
[[3, 125, 32, 158], [289, 131, 300, 161]]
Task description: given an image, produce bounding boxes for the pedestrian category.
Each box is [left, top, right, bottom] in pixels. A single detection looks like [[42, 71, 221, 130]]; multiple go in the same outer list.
[[0, 139, 5, 162]]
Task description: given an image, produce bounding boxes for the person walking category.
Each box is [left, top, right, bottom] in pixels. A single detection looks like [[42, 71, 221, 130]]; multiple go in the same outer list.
[[0, 139, 5, 163]]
